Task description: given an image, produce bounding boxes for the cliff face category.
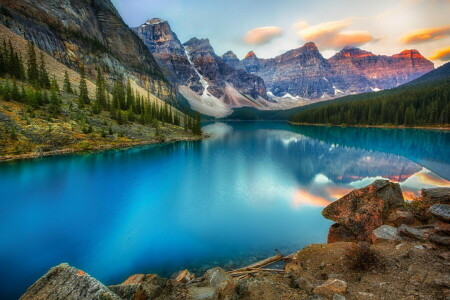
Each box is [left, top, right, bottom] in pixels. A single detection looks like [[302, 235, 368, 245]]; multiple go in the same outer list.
[[243, 42, 335, 98], [225, 43, 434, 100], [133, 19, 269, 117], [0, 0, 172, 98], [329, 48, 434, 93]]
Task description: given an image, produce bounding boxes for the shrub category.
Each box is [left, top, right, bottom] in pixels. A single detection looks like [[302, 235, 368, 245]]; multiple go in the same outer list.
[[345, 242, 384, 272]]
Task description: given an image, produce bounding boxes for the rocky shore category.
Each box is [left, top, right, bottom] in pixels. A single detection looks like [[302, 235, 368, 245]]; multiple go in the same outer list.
[[20, 181, 450, 300]]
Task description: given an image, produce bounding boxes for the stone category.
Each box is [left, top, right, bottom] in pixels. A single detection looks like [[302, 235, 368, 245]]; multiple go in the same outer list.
[[172, 269, 195, 284], [438, 252, 450, 260], [437, 222, 450, 234], [386, 209, 416, 226], [19, 263, 121, 300], [333, 294, 346, 300], [327, 223, 356, 243], [429, 204, 450, 222], [285, 260, 302, 274], [371, 225, 400, 243], [397, 224, 425, 241], [108, 273, 166, 300], [313, 279, 347, 299], [295, 277, 314, 292], [322, 180, 405, 242], [421, 187, 450, 205], [428, 234, 450, 247], [187, 286, 216, 300], [354, 292, 377, 299], [204, 267, 236, 300]]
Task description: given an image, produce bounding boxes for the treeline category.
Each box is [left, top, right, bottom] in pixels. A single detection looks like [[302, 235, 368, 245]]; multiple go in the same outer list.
[[291, 74, 450, 127], [0, 39, 202, 134]]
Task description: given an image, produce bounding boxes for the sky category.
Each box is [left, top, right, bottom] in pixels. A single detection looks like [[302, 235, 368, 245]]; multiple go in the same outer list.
[[111, 0, 450, 66]]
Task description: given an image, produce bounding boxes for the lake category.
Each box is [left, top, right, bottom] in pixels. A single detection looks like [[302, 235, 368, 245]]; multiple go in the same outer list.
[[1, 122, 449, 299]]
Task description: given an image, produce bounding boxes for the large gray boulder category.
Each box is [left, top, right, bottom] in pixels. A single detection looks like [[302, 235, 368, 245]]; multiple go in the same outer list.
[[429, 204, 450, 222], [20, 263, 122, 300]]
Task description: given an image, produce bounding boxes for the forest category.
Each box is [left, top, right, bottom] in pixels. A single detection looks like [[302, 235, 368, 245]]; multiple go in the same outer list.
[[290, 63, 450, 127]]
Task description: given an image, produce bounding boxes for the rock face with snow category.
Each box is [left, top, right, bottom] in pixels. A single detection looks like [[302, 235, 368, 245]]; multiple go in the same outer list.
[[223, 44, 434, 100], [133, 19, 269, 117], [241, 43, 335, 99], [328, 48, 434, 93]]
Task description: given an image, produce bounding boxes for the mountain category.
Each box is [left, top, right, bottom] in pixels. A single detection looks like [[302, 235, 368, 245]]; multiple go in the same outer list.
[[224, 43, 434, 101], [133, 19, 271, 117], [328, 48, 434, 93], [224, 62, 449, 121], [290, 62, 450, 126], [0, 0, 172, 100]]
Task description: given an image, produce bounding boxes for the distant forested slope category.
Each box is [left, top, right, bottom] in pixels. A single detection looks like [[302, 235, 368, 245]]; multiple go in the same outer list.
[[290, 62, 450, 126]]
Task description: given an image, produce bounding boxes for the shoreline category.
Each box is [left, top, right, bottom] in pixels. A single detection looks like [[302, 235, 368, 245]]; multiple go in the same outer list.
[[0, 134, 208, 163], [289, 121, 450, 130]]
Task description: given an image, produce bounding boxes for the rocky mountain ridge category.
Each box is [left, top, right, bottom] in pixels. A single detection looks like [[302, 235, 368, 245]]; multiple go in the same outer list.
[[133, 19, 271, 117], [0, 0, 173, 101], [224, 44, 434, 101]]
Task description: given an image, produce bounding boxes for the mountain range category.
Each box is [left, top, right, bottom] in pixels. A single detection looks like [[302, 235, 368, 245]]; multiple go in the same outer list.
[[133, 18, 434, 117]]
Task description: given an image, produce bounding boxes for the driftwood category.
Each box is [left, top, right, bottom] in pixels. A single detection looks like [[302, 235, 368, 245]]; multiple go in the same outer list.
[[230, 254, 283, 273], [230, 268, 284, 277], [175, 269, 188, 282]]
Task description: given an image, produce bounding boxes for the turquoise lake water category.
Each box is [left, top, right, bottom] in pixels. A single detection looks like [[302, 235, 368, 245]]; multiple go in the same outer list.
[[0, 122, 449, 299]]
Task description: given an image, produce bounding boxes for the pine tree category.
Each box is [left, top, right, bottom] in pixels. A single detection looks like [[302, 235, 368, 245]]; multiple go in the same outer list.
[[125, 78, 133, 110], [78, 64, 90, 106], [38, 52, 51, 88], [192, 112, 202, 135], [49, 87, 61, 117], [95, 70, 106, 110], [51, 76, 60, 93], [63, 70, 73, 94], [27, 41, 39, 85], [11, 79, 20, 101]]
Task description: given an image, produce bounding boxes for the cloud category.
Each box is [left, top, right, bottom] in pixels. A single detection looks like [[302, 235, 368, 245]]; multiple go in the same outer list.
[[244, 26, 283, 45], [429, 46, 450, 61], [296, 18, 375, 49], [400, 25, 450, 44], [293, 21, 308, 30]]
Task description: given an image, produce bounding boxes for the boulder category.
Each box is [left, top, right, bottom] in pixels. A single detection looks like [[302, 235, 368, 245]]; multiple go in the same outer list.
[[386, 209, 416, 226], [397, 224, 426, 241], [187, 286, 216, 300], [371, 225, 400, 243], [313, 279, 347, 299], [429, 204, 450, 222], [421, 188, 450, 205], [172, 269, 195, 284], [322, 180, 404, 242], [19, 263, 121, 300], [437, 222, 450, 234], [108, 273, 166, 300], [204, 267, 236, 300], [327, 223, 356, 243]]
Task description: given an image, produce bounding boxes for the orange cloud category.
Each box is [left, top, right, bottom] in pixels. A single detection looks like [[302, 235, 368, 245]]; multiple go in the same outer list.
[[400, 25, 450, 44], [429, 46, 450, 61], [293, 21, 308, 30], [297, 19, 375, 49], [244, 26, 283, 45]]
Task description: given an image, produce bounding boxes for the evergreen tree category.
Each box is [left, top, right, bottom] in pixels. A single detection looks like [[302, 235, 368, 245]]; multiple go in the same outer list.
[[27, 41, 39, 85], [63, 70, 73, 94], [11, 79, 20, 102], [39, 52, 50, 88], [95, 70, 106, 110], [51, 76, 60, 93], [78, 64, 90, 106], [192, 112, 202, 135], [49, 87, 61, 117]]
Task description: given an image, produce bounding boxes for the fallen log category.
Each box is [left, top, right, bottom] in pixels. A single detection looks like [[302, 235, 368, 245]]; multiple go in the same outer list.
[[230, 268, 284, 276], [230, 254, 283, 273]]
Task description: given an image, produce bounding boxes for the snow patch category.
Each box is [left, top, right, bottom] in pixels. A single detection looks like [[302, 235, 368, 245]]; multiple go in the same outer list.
[[371, 87, 381, 92], [179, 85, 231, 118]]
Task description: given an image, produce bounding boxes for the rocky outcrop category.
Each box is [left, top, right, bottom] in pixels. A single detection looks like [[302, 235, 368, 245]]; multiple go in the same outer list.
[[422, 187, 450, 205], [132, 19, 269, 117], [322, 180, 405, 242], [222, 44, 434, 101], [19, 263, 121, 300], [241, 42, 335, 99], [0, 0, 171, 99], [328, 48, 434, 93]]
